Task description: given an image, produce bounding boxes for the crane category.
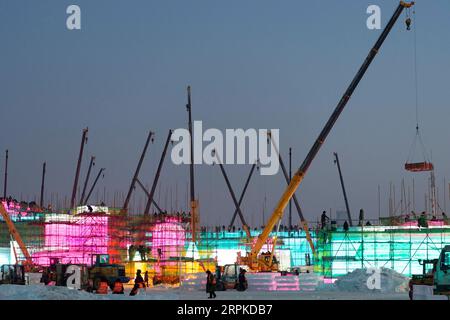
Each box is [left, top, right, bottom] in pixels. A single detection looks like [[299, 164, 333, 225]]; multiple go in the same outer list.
[[144, 129, 173, 215], [70, 128, 88, 210], [268, 132, 315, 255], [239, 1, 415, 271], [186, 86, 199, 243], [80, 156, 95, 206], [0, 201, 33, 268], [83, 167, 105, 205], [121, 131, 164, 214]]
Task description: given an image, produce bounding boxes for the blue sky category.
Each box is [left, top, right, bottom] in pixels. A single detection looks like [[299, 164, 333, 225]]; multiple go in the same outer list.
[[1, 1, 450, 226]]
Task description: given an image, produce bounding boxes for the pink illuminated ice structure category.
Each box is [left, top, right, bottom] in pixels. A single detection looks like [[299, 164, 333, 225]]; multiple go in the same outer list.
[[151, 221, 186, 261], [32, 215, 108, 266]]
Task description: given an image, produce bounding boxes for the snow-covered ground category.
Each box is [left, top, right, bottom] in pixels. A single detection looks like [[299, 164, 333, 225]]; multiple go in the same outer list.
[[0, 267, 418, 300], [0, 284, 179, 300], [0, 283, 409, 300]]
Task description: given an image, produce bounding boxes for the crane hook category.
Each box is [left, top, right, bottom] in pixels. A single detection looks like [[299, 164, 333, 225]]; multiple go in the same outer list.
[[406, 17, 412, 30]]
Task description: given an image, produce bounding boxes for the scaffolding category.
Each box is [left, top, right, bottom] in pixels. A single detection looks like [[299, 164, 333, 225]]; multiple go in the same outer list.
[[316, 225, 450, 279], [3, 201, 450, 282], [196, 228, 315, 270], [31, 213, 109, 266]]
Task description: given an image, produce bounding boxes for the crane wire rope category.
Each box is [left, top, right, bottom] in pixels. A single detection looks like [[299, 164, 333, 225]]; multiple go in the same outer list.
[[405, 5, 431, 165]]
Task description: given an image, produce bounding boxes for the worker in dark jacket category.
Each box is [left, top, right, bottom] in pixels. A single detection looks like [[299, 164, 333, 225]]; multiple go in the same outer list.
[[358, 209, 365, 226], [343, 220, 349, 232], [206, 270, 216, 299], [237, 268, 248, 291], [321, 211, 329, 229], [135, 269, 145, 288], [418, 212, 428, 228], [40, 268, 50, 285]]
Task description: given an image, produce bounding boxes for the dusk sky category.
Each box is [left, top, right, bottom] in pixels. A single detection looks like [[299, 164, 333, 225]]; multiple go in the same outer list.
[[1, 0, 450, 227]]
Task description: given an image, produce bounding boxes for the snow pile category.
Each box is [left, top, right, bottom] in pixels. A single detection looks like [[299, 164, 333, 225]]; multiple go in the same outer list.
[[0, 285, 107, 300], [0, 285, 180, 300], [334, 268, 410, 293]]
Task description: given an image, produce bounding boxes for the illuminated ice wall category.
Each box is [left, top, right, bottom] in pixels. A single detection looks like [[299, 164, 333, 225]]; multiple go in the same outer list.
[[151, 219, 185, 260], [32, 214, 108, 266]]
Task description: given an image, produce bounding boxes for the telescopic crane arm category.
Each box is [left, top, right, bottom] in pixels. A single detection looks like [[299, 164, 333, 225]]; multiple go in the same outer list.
[[247, 1, 414, 267], [187, 86, 199, 242], [71, 128, 88, 209], [0, 202, 33, 265], [268, 133, 315, 254], [122, 131, 154, 213]]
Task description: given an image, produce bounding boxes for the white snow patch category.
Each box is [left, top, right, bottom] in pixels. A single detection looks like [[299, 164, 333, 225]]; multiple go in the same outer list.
[[0, 284, 179, 300], [334, 268, 410, 293]]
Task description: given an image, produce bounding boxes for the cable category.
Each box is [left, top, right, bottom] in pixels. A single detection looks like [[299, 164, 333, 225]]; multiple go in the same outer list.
[[413, 7, 419, 129], [405, 4, 431, 165]]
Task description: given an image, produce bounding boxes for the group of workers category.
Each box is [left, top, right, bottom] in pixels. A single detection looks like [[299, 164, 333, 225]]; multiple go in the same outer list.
[[209, 224, 308, 234], [320, 209, 449, 231], [205, 267, 248, 299], [321, 209, 372, 232], [152, 210, 191, 223], [96, 269, 149, 295]]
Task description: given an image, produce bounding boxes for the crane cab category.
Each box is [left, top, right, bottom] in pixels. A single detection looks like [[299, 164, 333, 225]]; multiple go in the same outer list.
[[237, 252, 279, 272], [256, 252, 279, 272]]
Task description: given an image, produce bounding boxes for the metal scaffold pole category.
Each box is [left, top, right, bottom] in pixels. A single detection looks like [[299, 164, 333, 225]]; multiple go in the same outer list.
[[3, 150, 8, 199], [40, 162, 46, 208]]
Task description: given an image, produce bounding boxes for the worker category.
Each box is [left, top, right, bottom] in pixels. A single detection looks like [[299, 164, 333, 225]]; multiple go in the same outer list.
[[358, 209, 365, 226], [112, 278, 124, 294], [205, 270, 217, 299], [418, 212, 428, 228], [237, 268, 248, 292], [40, 268, 50, 285], [138, 245, 146, 261], [343, 220, 349, 232], [157, 248, 163, 260], [144, 271, 149, 288], [321, 211, 329, 229], [96, 277, 109, 294], [134, 269, 145, 289]]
